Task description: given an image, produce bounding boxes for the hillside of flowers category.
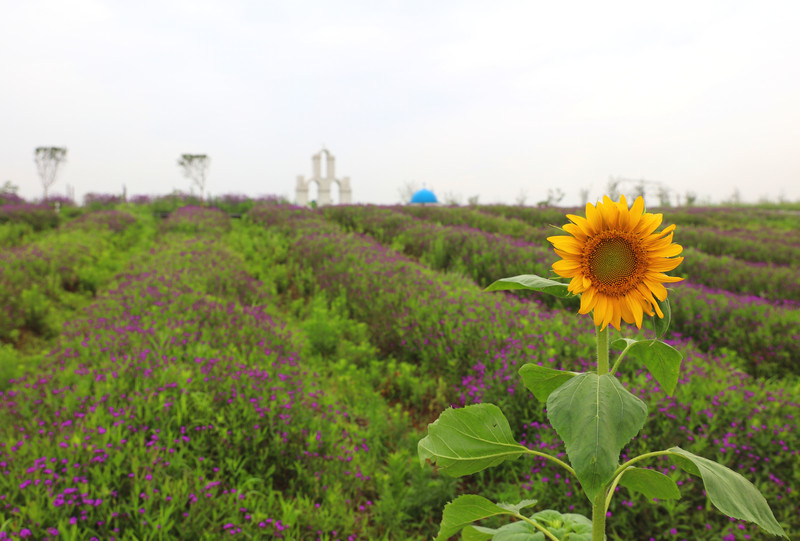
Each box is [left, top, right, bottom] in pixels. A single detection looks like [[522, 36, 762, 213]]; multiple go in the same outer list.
[[0, 196, 797, 540]]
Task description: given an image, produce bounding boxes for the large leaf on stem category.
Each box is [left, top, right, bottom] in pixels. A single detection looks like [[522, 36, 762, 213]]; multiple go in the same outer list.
[[433, 495, 512, 541], [492, 510, 592, 541], [418, 404, 525, 477], [547, 373, 648, 500], [668, 447, 787, 538], [612, 338, 682, 395], [485, 274, 573, 298], [619, 467, 681, 500], [519, 363, 578, 402]]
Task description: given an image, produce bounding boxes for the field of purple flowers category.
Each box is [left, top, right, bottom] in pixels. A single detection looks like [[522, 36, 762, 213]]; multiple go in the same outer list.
[[0, 198, 798, 540]]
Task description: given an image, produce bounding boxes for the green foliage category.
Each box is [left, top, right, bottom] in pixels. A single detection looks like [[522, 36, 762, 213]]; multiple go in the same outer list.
[[0, 221, 34, 248], [0, 204, 59, 231], [518, 364, 577, 402], [0, 214, 155, 344], [0, 343, 23, 391], [546, 373, 648, 500], [611, 338, 682, 395], [433, 495, 536, 540], [435, 495, 592, 541], [668, 447, 787, 538], [3, 203, 798, 540], [485, 274, 573, 298], [618, 467, 680, 500], [419, 404, 526, 477]]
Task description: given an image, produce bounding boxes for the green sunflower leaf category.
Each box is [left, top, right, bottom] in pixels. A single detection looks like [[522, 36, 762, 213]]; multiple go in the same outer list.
[[668, 447, 788, 538], [485, 274, 574, 298], [618, 467, 681, 500], [547, 373, 648, 500], [462, 525, 496, 540], [612, 338, 682, 396], [418, 404, 526, 477], [490, 509, 592, 541], [519, 363, 578, 402], [433, 495, 513, 541]]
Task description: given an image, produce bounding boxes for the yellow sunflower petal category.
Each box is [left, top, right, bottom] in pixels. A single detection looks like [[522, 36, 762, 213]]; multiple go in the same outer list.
[[645, 233, 676, 250], [600, 196, 620, 229], [548, 236, 585, 254], [593, 295, 607, 327], [636, 282, 658, 305], [585, 203, 603, 234], [579, 287, 597, 314], [562, 223, 588, 241], [653, 300, 664, 318], [567, 214, 595, 237], [554, 249, 579, 261], [568, 275, 585, 293], [619, 296, 636, 326], [626, 294, 644, 328], [616, 194, 629, 229], [610, 303, 622, 331], [627, 196, 645, 230], [653, 243, 683, 258], [602, 299, 615, 330], [553, 259, 582, 274], [651, 224, 677, 239], [637, 213, 664, 237], [644, 279, 668, 301], [647, 257, 683, 272], [648, 272, 684, 283]]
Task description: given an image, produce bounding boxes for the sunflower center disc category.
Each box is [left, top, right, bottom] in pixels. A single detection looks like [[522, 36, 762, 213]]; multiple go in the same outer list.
[[588, 237, 638, 288]]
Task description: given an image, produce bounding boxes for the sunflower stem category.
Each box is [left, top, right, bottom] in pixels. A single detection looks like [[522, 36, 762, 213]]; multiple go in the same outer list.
[[592, 490, 607, 541], [593, 325, 610, 540], [596, 326, 609, 375]]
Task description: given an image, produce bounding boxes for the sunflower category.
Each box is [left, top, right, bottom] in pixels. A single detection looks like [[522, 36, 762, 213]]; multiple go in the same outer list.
[[547, 195, 683, 331]]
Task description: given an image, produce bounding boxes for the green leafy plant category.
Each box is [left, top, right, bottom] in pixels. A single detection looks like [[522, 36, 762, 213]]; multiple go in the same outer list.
[[419, 196, 787, 540]]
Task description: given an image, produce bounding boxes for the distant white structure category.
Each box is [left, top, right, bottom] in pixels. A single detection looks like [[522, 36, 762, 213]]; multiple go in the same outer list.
[[296, 148, 352, 206]]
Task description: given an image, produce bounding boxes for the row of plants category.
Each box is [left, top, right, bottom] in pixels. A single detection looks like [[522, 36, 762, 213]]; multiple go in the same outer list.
[[480, 203, 800, 231], [1, 207, 454, 540], [319, 204, 800, 376], [0, 211, 339, 538], [677, 226, 800, 266], [0, 209, 154, 349], [402, 204, 800, 268], [248, 204, 799, 539], [3, 192, 284, 217], [678, 248, 800, 302], [320, 205, 555, 303], [2, 202, 798, 539]]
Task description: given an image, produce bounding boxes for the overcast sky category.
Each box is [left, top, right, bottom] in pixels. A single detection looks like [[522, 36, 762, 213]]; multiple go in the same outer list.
[[2, 0, 799, 206]]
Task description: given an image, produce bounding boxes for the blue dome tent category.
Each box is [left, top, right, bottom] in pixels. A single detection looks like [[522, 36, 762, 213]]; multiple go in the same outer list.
[[409, 188, 438, 204]]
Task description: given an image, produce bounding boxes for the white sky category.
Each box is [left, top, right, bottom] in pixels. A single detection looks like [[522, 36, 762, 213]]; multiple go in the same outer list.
[[2, 0, 799, 206]]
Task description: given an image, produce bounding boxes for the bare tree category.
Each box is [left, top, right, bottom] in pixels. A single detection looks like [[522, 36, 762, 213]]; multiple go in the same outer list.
[[607, 176, 621, 200], [34, 147, 68, 199], [538, 187, 565, 207], [632, 180, 646, 201], [1, 180, 19, 195], [514, 188, 528, 206], [578, 186, 590, 205], [657, 186, 671, 207], [178, 154, 210, 200], [442, 191, 463, 206], [398, 180, 420, 204]]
